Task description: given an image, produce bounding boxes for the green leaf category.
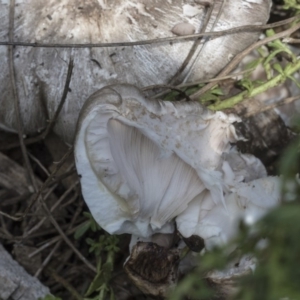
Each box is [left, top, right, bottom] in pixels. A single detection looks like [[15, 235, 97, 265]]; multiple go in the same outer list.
[[164, 91, 180, 101], [85, 270, 104, 297], [211, 87, 224, 96], [109, 288, 115, 300], [39, 295, 62, 300], [245, 58, 264, 71], [83, 211, 92, 218], [264, 49, 286, 65], [263, 62, 272, 80], [199, 91, 220, 103], [287, 75, 300, 89], [185, 86, 203, 96], [86, 238, 95, 246], [266, 28, 275, 37], [237, 78, 253, 93], [74, 221, 91, 239], [273, 63, 284, 75], [283, 0, 300, 11]]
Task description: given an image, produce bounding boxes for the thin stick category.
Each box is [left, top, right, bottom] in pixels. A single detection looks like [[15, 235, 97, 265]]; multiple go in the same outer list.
[[1, 192, 32, 207], [0, 146, 74, 221], [0, 17, 297, 49], [181, 0, 227, 84], [46, 267, 83, 300], [28, 236, 61, 258], [40, 200, 97, 273], [168, 0, 217, 85], [2, 168, 77, 207], [28, 152, 51, 177], [283, 38, 300, 44], [29, 200, 86, 278], [42, 58, 74, 138], [24, 181, 78, 238], [0, 58, 73, 151], [143, 84, 192, 101], [24, 147, 74, 219], [22, 184, 58, 236], [149, 68, 254, 99], [28, 224, 82, 258], [8, 0, 37, 193], [61, 193, 79, 208], [185, 68, 253, 85], [0, 215, 13, 239], [34, 240, 61, 278], [47, 167, 76, 187], [244, 94, 300, 117]]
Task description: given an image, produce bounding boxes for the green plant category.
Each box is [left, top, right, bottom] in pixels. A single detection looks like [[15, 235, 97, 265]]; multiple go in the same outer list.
[[74, 212, 120, 300], [283, 0, 300, 13], [207, 25, 300, 110], [74, 212, 102, 239], [39, 295, 62, 300]]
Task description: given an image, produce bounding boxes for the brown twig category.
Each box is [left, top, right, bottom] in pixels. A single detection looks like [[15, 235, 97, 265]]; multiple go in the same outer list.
[[180, 0, 227, 84], [0, 17, 297, 49], [178, 68, 255, 87], [28, 152, 51, 177], [0, 215, 13, 239], [47, 167, 77, 187], [168, 0, 217, 85], [0, 146, 74, 221], [150, 68, 254, 99], [61, 193, 79, 208], [1, 167, 76, 208], [28, 198, 86, 282], [0, 192, 32, 207], [24, 181, 78, 238], [24, 147, 74, 218], [28, 236, 62, 258], [28, 223, 83, 258], [190, 21, 300, 100], [244, 95, 300, 118], [283, 38, 300, 44], [35, 240, 62, 278], [40, 200, 97, 273], [43, 58, 74, 138], [0, 58, 74, 151], [142, 84, 192, 101], [46, 267, 83, 300], [8, 0, 36, 193]]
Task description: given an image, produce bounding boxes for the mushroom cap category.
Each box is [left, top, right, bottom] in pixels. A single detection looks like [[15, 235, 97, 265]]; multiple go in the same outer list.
[[74, 84, 280, 242], [0, 0, 271, 142], [176, 176, 280, 249]]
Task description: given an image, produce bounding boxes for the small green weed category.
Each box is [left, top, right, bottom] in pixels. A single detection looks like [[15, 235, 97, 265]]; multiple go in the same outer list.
[[74, 212, 120, 300]]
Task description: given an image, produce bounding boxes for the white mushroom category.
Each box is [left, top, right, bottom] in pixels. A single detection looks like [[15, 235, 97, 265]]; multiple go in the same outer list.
[[176, 177, 280, 249], [0, 0, 271, 143], [74, 84, 281, 246]]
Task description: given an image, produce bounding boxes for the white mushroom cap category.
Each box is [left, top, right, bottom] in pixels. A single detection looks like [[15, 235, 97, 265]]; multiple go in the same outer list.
[[176, 177, 280, 249], [75, 84, 242, 237], [0, 0, 271, 142], [75, 84, 281, 245]]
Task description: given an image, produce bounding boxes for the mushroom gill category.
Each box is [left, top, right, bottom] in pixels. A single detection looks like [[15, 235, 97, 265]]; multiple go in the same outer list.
[[106, 119, 205, 231]]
